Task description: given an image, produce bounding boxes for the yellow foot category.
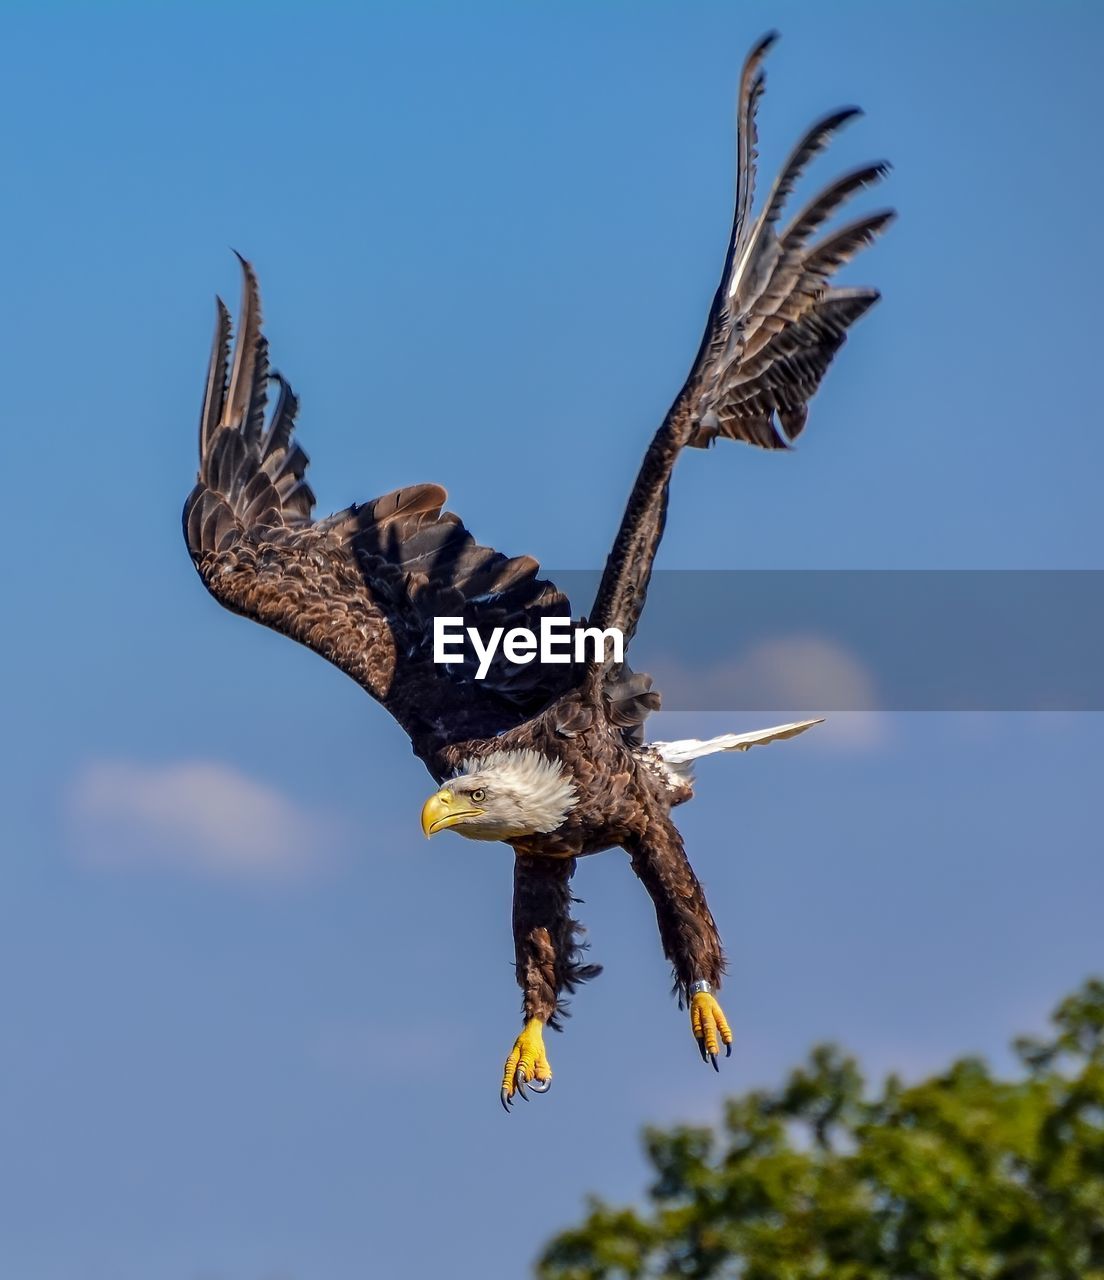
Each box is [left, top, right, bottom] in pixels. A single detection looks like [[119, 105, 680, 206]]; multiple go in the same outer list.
[[690, 990, 733, 1070], [501, 1017, 552, 1111]]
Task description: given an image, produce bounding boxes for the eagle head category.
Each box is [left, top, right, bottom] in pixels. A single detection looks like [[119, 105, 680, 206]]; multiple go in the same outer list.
[[420, 749, 578, 841]]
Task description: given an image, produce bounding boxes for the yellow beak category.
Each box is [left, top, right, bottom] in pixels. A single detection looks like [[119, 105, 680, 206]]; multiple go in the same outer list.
[[420, 789, 484, 837]]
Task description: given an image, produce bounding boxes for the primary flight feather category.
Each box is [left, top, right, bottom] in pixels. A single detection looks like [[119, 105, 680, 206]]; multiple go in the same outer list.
[[184, 33, 892, 1108]]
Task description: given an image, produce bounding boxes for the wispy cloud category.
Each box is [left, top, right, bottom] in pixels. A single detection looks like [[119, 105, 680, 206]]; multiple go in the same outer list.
[[656, 635, 889, 750], [68, 758, 336, 879], [810, 712, 889, 751]]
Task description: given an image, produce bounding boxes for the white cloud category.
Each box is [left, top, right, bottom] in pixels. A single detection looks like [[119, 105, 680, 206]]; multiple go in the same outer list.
[[810, 712, 889, 751], [714, 635, 879, 709], [656, 635, 888, 750], [68, 758, 334, 879]]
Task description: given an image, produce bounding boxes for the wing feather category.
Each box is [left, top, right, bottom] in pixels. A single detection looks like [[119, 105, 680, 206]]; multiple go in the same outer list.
[[199, 298, 231, 468], [686, 62, 890, 449], [728, 31, 778, 293]]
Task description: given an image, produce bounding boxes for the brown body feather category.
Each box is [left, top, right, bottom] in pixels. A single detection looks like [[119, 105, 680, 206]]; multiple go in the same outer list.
[[184, 34, 891, 1024]]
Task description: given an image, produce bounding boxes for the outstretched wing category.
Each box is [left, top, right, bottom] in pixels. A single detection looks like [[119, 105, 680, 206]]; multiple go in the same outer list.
[[184, 257, 579, 766], [590, 32, 892, 645]]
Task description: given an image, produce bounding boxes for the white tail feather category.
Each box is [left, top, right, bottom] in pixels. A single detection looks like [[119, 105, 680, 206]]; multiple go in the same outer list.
[[653, 718, 823, 766]]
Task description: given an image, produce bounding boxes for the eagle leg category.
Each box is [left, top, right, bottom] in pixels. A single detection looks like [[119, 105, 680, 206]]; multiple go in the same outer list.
[[502, 853, 602, 1110], [625, 817, 734, 1070]]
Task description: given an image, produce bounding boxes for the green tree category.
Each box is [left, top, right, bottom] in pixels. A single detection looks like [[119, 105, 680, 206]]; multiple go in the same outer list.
[[538, 980, 1104, 1280]]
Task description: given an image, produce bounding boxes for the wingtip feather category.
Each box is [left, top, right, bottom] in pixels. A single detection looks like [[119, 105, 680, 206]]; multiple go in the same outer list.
[[199, 294, 233, 471], [222, 251, 265, 433], [748, 30, 780, 62]]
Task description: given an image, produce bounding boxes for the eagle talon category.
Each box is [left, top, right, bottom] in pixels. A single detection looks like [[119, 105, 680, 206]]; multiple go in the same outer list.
[[500, 1017, 552, 1110], [690, 990, 733, 1068]]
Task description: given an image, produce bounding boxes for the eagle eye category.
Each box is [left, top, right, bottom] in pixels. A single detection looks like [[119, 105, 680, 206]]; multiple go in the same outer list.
[[470, 787, 486, 803]]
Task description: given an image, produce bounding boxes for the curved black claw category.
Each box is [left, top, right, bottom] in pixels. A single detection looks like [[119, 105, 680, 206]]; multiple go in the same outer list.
[[697, 1037, 708, 1064], [527, 1076, 552, 1094], [515, 1070, 530, 1102], [500, 1087, 512, 1113], [726, 1042, 733, 1058], [709, 1051, 719, 1072]]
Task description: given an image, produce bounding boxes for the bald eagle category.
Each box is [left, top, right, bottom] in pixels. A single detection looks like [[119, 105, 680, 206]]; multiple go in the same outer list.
[[184, 33, 892, 1109]]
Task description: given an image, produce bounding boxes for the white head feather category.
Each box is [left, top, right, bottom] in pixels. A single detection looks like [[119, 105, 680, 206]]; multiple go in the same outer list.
[[445, 749, 578, 841]]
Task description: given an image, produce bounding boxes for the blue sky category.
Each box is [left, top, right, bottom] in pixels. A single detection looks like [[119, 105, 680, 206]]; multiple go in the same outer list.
[[2, 3, 1102, 1278]]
